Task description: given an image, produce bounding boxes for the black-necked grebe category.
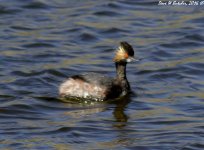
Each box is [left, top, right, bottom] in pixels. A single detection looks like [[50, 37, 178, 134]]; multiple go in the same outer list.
[[59, 41, 135, 101]]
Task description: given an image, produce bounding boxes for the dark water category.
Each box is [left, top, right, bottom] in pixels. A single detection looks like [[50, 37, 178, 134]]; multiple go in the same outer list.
[[0, 0, 204, 149]]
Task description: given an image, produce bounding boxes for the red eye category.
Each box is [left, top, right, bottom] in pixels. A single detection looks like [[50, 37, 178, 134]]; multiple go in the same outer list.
[[124, 53, 129, 59]]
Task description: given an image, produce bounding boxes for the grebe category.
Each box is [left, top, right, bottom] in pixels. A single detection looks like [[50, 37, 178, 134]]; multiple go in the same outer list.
[[59, 41, 135, 101]]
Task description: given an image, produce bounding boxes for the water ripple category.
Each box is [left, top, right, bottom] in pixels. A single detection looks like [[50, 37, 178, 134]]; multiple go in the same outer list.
[[79, 32, 98, 42], [22, 42, 56, 48], [93, 10, 122, 17], [22, 1, 51, 9], [0, 6, 21, 15]]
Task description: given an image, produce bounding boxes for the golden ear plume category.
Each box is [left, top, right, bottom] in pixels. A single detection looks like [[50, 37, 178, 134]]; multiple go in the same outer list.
[[113, 46, 128, 62]]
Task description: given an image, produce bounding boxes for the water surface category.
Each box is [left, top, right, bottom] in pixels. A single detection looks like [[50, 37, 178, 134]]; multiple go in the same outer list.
[[0, 0, 204, 149]]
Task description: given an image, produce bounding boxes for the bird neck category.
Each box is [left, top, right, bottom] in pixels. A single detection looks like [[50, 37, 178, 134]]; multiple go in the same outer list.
[[115, 62, 127, 80], [115, 61, 130, 95]]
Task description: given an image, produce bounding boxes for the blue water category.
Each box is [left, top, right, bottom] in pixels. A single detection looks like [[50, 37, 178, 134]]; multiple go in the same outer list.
[[0, 0, 204, 149]]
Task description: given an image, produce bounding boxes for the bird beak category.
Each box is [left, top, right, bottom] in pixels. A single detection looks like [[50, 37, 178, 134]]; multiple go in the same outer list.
[[127, 57, 140, 62]]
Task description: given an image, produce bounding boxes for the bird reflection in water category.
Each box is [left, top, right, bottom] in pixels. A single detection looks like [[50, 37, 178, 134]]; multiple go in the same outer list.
[[61, 95, 131, 129], [111, 95, 131, 128]]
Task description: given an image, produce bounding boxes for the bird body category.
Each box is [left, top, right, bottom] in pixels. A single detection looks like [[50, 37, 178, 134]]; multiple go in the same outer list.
[[59, 42, 135, 101]]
